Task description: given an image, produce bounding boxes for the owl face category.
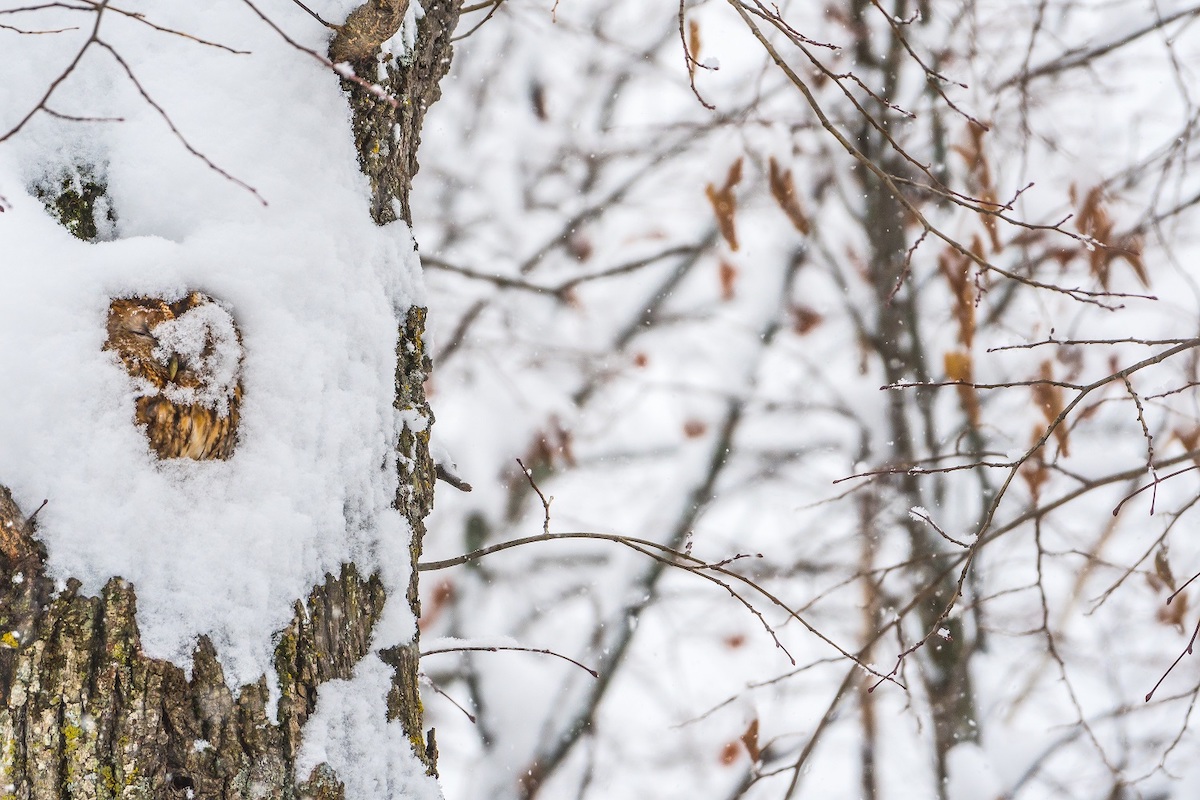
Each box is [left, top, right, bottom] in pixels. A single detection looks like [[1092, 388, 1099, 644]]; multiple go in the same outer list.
[[104, 292, 244, 460]]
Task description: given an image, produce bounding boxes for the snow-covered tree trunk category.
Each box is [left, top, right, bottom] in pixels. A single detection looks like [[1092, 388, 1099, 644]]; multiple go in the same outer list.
[[0, 1, 459, 796], [0, 485, 385, 797]]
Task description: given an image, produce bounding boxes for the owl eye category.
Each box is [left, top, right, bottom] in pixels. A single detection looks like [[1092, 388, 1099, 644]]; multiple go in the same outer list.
[[127, 320, 156, 341]]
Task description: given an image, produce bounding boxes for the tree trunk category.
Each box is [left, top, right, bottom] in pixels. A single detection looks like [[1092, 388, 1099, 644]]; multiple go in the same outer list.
[[849, 0, 979, 792], [0, 2, 460, 796]]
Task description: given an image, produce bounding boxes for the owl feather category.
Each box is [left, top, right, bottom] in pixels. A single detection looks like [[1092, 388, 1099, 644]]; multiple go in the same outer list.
[[103, 293, 244, 460]]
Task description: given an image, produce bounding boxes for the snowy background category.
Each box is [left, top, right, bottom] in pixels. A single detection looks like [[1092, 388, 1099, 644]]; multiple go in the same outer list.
[[3, 0, 1200, 799], [414, 1, 1200, 799]]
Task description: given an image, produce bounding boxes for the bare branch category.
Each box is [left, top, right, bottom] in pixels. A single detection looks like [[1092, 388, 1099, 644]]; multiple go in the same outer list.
[[96, 40, 267, 205], [423, 645, 599, 678]]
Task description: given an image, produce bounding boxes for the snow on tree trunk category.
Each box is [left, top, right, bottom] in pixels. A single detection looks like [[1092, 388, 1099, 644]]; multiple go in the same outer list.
[[0, 1, 460, 796]]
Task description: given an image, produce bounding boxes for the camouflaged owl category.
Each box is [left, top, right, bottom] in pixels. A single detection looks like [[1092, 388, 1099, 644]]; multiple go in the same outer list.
[[103, 292, 244, 460]]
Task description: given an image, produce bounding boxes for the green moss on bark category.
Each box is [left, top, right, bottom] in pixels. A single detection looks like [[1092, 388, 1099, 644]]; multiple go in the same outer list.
[[31, 167, 116, 242]]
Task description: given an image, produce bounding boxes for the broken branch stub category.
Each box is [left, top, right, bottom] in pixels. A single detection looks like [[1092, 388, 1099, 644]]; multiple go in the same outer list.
[[329, 0, 411, 64]]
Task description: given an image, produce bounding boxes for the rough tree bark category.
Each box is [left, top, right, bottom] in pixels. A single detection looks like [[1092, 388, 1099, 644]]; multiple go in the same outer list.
[[0, 2, 461, 797]]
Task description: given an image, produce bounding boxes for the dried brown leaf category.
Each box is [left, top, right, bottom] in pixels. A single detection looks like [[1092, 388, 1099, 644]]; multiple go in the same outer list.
[[790, 305, 823, 335], [944, 349, 980, 428], [1073, 186, 1148, 289], [1154, 546, 1177, 593], [559, 287, 581, 308], [419, 578, 455, 632], [969, 234, 986, 262], [980, 188, 1001, 252], [1157, 591, 1188, 633], [1074, 399, 1103, 422], [567, 230, 593, 261], [530, 82, 548, 121], [1020, 446, 1048, 501], [955, 123, 1002, 252], [1147, 571, 1165, 593], [1009, 228, 1047, 247], [706, 159, 744, 251], [1032, 361, 1070, 456], [706, 183, 739, 252], [553, 416, 576, 467], [1116, 232, 1149, 287], [719, 260, 738, 301], [1176, 427, 1200, 467], [724, 157, 744, 189], [740, 719, 761, 763], [768, 157, 811, 234], [944, 350, 973, 383], [938, 249, 975, 348]]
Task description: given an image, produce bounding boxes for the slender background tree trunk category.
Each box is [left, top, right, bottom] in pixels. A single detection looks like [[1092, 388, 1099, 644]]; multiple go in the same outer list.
[[850, 0, 978, 792]]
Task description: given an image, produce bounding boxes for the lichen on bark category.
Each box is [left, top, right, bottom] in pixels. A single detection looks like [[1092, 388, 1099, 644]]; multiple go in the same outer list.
[[379, 304, 437, 774]]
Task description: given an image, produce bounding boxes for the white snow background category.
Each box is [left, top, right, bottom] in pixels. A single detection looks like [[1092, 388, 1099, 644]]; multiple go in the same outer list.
[[409, 1, 1200, 799], [0, 1, 437, 795]]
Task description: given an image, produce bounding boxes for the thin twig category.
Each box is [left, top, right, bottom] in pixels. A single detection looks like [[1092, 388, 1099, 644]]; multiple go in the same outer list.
[[423, 645, 599, 678], [288, 0, 335, 28], [988, 336, 1195, 352], [0, 0, 108, 144], [452, 0, 504, 41], [24, 499, 48, 527], [1001, 3, 1200, 88], [241, 0, 401, 109], [679, 0, 716, 110], [42, 106, 123, 123], [1120, 375, 1158, 514], [1146, 616, 1200, 702], [516, 457, 552, 535], [97, 40, 267, 205], [419, 673, 477, 723]]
